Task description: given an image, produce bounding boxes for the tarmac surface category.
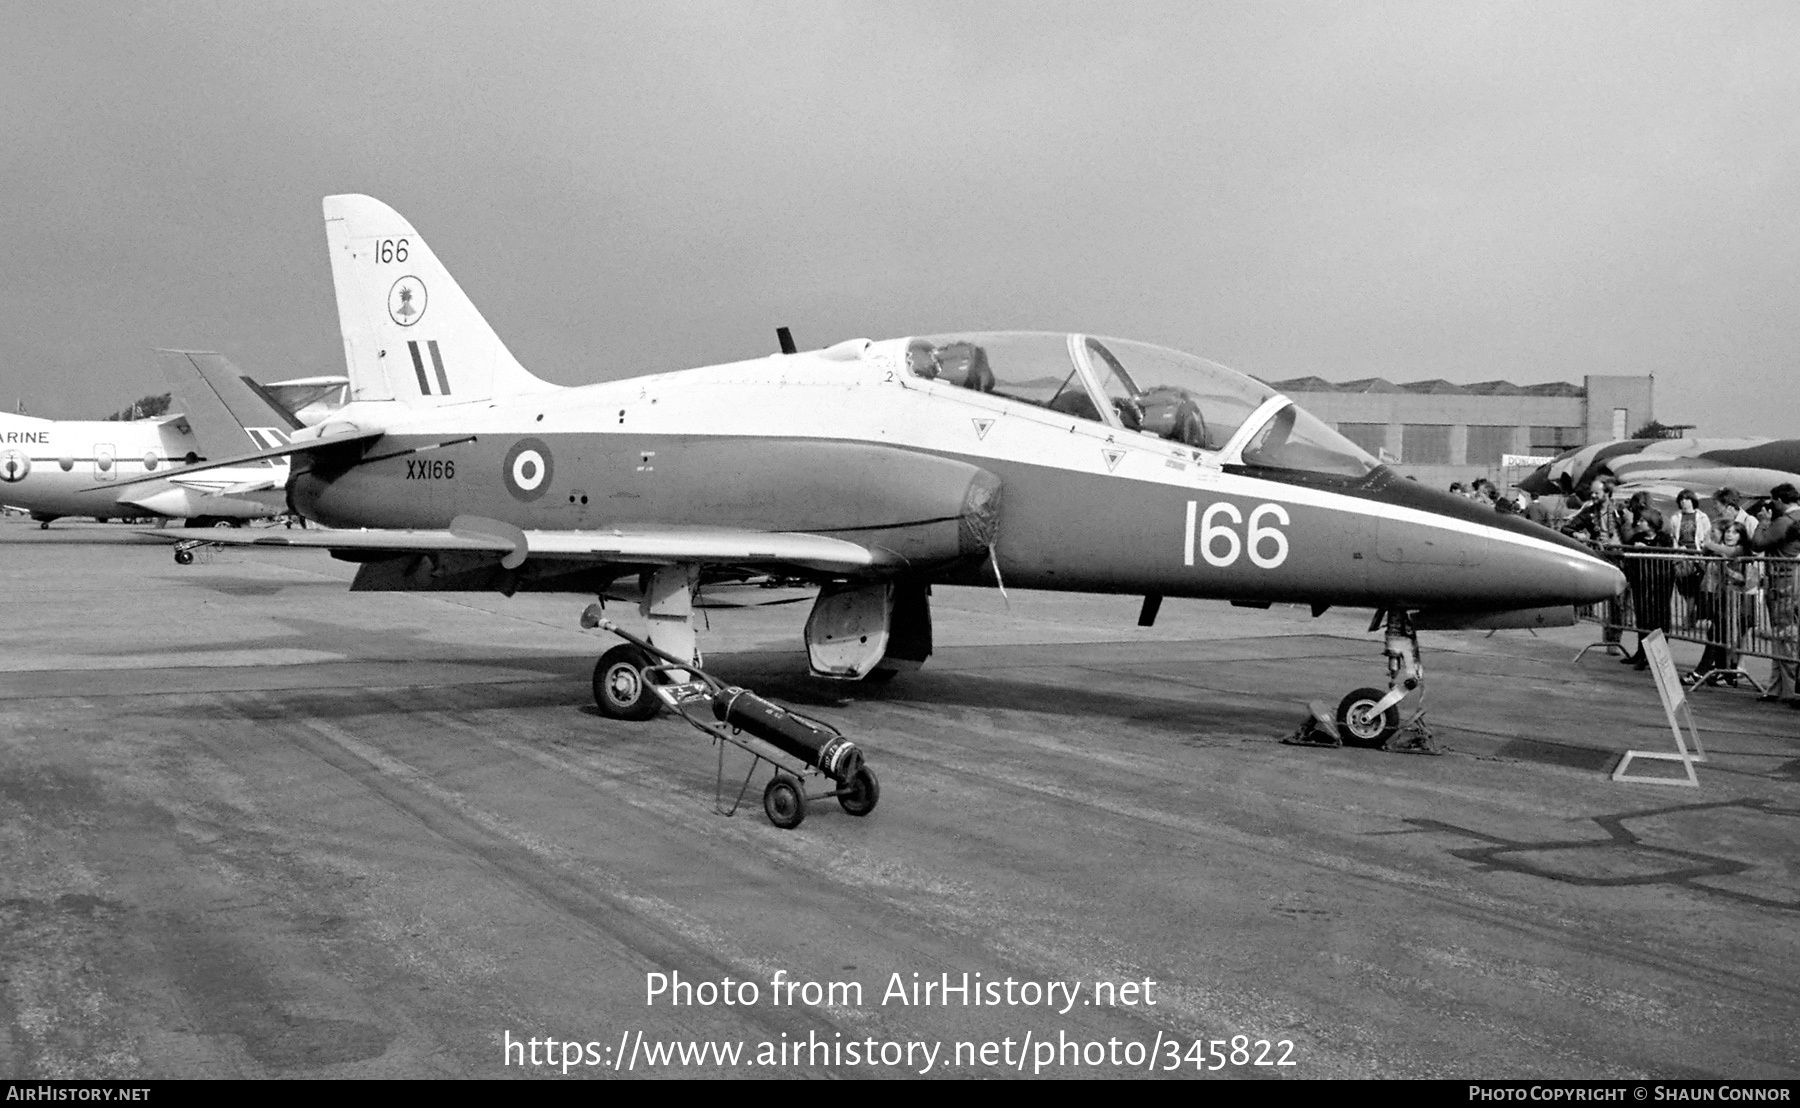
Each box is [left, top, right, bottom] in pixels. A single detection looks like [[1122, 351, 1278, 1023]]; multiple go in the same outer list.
[[1, 517, 1796, 1079]]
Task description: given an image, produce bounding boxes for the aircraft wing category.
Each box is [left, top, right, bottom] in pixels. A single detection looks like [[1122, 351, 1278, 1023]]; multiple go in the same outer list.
[[160, 517, 900, 575]]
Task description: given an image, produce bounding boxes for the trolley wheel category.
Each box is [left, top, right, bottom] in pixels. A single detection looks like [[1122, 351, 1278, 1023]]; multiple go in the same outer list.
[[593, 645, 659, 720], [763, 775, 806, 829], [174, 549, 194, 566], [836, 765, 880, 817], [1336, 687, 1399, 747]]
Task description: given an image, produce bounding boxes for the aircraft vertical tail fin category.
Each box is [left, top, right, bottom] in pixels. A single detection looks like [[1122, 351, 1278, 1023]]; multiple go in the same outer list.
[[321, 194, 556, 408], [158, 351, 303, 458]]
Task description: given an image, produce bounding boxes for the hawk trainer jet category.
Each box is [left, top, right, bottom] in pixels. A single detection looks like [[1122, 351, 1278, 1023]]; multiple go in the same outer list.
[[121, 195, 1625, 745]]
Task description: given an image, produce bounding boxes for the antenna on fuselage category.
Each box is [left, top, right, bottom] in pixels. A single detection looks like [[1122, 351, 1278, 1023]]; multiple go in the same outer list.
[[988, 544, 1010, 610], [776, 327, 797, 355]]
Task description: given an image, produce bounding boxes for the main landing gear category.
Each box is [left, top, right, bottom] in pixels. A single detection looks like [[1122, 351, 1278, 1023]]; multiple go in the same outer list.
[[579, 591, 882, 832], [1289, 608, 1439, 754], [583, 564, 701, 720]]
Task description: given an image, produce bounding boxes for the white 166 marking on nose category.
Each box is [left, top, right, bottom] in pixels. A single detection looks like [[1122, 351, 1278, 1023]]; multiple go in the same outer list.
[[1185, 501, 1290, 569]]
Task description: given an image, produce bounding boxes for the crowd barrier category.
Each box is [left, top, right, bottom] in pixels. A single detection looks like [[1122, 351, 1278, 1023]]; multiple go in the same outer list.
[[1573, 550, 1800, 680]]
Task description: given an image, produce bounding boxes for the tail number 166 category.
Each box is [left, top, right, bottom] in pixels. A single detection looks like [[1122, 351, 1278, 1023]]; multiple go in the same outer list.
[[1184, 501, 1290, 569]]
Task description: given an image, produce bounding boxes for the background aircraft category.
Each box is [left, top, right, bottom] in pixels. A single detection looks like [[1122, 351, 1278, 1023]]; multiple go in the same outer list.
[[1518, 437, 1800, 513], [0, 352, 292, 528], [124, 195, 1624, 745], [0, 352, 341, 528]]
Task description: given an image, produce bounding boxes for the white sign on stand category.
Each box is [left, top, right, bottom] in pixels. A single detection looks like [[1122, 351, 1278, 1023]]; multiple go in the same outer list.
[[1612, 630, 1707, 787]]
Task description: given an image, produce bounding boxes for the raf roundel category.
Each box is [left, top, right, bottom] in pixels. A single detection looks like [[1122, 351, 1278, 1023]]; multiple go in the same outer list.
[[0, 450, 28, 483], [502, 438, 554, 501], [388, 275, 427, 327]]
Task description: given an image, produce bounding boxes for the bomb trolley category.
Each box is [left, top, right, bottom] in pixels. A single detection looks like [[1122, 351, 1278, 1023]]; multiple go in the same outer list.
[[592, 620, 880, 830]]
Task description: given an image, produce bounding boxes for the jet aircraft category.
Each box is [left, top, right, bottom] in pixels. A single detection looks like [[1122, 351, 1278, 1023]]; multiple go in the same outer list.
[[0, 352, 304, 528], [1519, 437, 1800, 511], [117, 195, 1625, 745]]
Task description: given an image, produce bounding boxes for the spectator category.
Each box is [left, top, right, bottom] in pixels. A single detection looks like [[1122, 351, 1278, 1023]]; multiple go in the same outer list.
[[1667, 489, 1710, 550], [1562, 479, 1627, 654], [1666, 488, 1711, 621], [1689, 513, 1749, 684], [1562, 479, 1624, 546], [1448, 482, 1464, 497], [1714, 486, 1755, 533], [1523, 488, 1557, 527], [1748, 483, 1800, 705], [1750, 483, 1800, 557], [1619, 491, 1672, 670]]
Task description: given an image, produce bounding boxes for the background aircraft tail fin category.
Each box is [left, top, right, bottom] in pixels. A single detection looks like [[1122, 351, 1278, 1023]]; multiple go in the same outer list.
[[322, 194, 555, 408], [158, 351, 302, 459]]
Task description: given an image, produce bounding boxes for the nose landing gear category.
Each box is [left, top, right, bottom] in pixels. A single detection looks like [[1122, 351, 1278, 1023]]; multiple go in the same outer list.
[[582, 564, 703, 720], [1288, 608, 1440, 754], [1344, 608, 1439, 753]]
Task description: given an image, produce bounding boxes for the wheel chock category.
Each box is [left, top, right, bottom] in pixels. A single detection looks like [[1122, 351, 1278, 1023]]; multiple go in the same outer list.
[[1281, 701, 1343, 748], [1382, 713, 1442, 755]]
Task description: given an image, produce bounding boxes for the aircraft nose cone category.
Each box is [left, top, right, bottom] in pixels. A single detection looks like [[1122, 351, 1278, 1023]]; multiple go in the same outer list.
[[1564, 551, 1627, 604]]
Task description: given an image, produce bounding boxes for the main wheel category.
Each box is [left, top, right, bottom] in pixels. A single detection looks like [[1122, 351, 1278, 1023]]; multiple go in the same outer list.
[[593, 645, 658, 720], [1336, 687, 1399, 747], [763, 775, 806, 829], [212, 519, 240, 529], [836, 765, 880, 817]]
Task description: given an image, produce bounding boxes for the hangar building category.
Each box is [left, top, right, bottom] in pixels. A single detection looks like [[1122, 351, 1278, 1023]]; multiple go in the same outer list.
[[1268, 373, 1655, 488]]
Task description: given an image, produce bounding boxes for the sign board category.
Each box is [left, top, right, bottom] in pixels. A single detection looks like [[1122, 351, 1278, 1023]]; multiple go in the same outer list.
[[1502, 454, 1554, 468], [1612, 630, 1706, 787]]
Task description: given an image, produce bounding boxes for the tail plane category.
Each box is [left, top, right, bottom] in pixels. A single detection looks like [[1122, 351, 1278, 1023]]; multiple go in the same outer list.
[[322, 194, 555, 408], [158, 351, 304, 460]]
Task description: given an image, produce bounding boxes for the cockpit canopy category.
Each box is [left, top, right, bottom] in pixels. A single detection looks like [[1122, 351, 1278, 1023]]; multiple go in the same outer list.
[[904, 332, 1379, 479]]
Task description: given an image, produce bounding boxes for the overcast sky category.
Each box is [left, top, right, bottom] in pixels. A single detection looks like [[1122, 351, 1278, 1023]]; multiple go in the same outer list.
[[2, 1, 1796, 436]]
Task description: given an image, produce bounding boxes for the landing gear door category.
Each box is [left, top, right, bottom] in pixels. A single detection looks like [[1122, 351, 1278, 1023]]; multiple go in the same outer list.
[[93, 444, 116, 481], [805, 582, 894, 679]]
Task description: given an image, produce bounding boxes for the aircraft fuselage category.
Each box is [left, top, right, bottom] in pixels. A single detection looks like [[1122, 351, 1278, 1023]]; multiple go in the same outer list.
[[292, 346, 1620, 611]]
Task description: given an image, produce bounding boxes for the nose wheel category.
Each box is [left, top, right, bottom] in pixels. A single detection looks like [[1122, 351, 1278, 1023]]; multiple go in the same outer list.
[[1336, 687, 1400, 747]]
